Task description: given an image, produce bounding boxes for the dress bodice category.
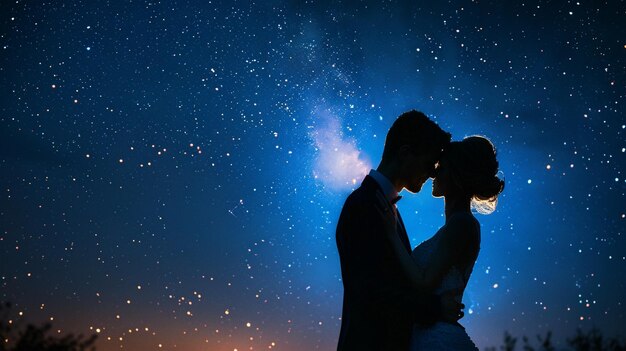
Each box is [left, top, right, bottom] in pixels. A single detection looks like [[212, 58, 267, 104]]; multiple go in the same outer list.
[[411, 213, 479, 300], [409, 212, 482, 351]]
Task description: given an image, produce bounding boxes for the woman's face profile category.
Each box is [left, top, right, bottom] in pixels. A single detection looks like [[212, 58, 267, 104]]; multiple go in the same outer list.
[[432, 157, 451, 198]]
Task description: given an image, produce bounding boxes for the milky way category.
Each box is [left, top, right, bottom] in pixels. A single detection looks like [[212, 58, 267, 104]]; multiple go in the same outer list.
[[1, 1, 624, 350]]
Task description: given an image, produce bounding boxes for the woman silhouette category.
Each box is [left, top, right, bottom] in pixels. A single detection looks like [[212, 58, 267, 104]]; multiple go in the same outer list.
[[377, 135, 505, 350]]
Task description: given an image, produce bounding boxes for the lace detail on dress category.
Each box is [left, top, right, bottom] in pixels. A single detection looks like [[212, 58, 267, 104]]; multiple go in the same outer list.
[[411, 212, 478, 298], [411, 322, 479, 351], [409, 212, 480, 351]]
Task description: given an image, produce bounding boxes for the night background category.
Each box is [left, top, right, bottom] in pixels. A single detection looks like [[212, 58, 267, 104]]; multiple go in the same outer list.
[[1, 0, 624, 350]]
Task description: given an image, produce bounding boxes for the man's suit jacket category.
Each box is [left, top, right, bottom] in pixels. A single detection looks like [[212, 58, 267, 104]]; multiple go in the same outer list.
[[336, 175, 440, 350]]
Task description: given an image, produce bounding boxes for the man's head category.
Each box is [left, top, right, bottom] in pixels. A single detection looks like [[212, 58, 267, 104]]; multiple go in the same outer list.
[[380, 110, 451, 193]]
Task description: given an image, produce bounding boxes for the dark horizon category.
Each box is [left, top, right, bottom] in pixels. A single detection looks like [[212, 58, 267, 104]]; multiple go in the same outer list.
[[1, 0, 624, 350]]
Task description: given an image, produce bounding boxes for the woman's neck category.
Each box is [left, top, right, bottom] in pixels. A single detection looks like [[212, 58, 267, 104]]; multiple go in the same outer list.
[[444, 195, 472, 219]]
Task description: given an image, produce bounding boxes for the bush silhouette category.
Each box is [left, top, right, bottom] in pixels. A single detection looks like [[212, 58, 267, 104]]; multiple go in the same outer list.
[[0, 302, 97, 351], [487, 329, 626, 351]]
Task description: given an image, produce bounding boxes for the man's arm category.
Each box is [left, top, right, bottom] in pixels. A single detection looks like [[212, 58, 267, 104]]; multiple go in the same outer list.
[[337, 196, 444, 325]]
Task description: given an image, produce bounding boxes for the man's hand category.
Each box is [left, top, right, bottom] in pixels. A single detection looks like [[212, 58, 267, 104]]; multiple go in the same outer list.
[[440, 290, 465, 324]]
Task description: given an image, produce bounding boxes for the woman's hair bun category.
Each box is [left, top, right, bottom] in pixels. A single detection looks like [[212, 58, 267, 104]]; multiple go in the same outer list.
[[447, 136, 505, 214]]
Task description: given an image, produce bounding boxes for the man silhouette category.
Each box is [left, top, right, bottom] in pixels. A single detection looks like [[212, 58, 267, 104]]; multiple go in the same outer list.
[[336, 110, 462, 350]]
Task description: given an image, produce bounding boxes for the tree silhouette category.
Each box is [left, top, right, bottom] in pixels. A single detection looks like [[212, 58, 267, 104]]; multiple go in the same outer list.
[[0, 302, 97, 351], [503, 331, 518, 351], [566, 328, 626, 351], [492, 329, 626, 351]]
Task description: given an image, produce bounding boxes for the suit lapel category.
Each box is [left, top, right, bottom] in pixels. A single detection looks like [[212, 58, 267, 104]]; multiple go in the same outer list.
[[396, 211, 412, 253], [361, 175, 412, 253]]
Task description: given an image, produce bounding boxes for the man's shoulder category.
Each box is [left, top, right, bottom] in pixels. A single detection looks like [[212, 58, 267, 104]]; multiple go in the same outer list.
[[337, 182, 382, 238], [343, 183, 376, 209]]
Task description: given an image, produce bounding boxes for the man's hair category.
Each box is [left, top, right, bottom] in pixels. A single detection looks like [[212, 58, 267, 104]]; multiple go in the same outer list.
[[382, 110, 451, 161]]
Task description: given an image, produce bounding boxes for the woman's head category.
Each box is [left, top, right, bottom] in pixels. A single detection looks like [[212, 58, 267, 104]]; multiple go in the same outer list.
[[432, 136, 505, 214]]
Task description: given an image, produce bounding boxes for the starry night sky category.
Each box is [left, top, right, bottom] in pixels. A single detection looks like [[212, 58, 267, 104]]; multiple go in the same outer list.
[[1, 1, 624, 350]]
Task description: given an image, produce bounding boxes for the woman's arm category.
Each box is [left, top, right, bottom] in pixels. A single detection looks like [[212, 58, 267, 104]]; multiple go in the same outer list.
[[420, 215, 479, 288], [374, 193, 477, 291], [374, 192, 444, 290]]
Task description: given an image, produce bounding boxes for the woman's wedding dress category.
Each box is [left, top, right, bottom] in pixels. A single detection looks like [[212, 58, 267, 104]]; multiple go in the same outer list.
[[409, 213, 480, 351]]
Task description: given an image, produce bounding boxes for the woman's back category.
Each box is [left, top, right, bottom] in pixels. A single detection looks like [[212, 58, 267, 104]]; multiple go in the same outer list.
[[409, 212, 481, 350], [411, 212, 480, 300]]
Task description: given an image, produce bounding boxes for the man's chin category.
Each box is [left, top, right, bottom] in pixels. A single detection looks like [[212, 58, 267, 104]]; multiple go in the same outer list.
[[405, 183, 425, 194]]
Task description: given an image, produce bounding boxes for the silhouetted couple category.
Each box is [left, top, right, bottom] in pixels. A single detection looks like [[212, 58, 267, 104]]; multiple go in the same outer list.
[[336, 110, 505, 350]]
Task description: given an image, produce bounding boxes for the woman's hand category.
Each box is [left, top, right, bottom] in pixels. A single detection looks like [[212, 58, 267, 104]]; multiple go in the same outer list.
[[439, 289, 465, 325]]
